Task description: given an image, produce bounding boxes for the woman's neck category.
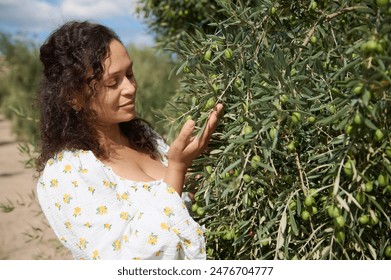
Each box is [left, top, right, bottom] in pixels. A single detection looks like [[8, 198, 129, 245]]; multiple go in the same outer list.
[[95, 124, 129, 149]]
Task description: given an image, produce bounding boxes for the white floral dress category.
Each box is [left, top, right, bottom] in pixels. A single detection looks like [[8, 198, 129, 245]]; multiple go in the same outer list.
[[36, 141, 206, 260]]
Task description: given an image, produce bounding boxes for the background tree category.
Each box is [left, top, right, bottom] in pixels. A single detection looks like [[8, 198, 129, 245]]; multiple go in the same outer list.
[[128, 45, 179, 135], [139, 0, 391, 259]]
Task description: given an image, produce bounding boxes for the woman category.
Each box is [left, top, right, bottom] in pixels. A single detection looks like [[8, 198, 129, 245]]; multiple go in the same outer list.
[[36, 21, 222, 260]]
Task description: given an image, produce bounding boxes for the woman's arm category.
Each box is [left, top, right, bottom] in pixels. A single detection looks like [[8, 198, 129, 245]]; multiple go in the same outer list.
[[163, 104, 223, 195]]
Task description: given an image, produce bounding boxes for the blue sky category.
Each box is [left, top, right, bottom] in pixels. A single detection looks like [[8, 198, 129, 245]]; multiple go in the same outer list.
[[0, 0, 155, 46]]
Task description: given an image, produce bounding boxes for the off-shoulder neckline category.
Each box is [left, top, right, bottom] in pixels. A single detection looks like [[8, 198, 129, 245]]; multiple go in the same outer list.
[[85, 150, 165, 185]]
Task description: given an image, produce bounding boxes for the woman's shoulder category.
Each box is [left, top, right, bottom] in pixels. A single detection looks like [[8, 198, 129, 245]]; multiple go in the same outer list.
[[40, 149, 103, 176]]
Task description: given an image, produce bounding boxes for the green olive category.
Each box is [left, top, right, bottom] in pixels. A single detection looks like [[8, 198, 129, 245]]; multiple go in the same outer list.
[[385, 147, 391, 158], [304, 196, 315, 207], [378, 174, 387, 187], [204, 97, 216, 110], [243, 125, 253, 135], [301, 210, 310, 221], [191, 204, 198, 212], [385, 246, 391, 258], [358, 214, 369, 225], [243, 174, 251, 183], [343, 160, 354, 177], [327, 205, 341, 218], [308, 116, 316, 123], [204, 50, 212, 61], [196, 207, 205, 216], [344, 124, 353, 135], [364, 182, 373, 193], [224, 48, 233, 60], [335, 215, 345, 228], [355, 192, 366, 205], [291, 112, 302, 123], [374, 129, 384, 142], [335, 231, 345, 243], [269, 127, 277, 139], [353, 113, 362, 125]]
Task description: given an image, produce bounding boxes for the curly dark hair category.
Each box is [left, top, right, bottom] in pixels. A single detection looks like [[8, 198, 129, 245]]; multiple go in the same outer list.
[[36, 21, 160, 172]]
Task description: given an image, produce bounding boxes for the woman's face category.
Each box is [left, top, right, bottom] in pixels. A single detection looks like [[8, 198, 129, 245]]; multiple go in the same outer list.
[[90, 39, 137, 126]]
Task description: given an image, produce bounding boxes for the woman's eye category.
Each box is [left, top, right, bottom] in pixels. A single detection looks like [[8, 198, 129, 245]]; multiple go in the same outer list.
[[107, 82, 117, 88]]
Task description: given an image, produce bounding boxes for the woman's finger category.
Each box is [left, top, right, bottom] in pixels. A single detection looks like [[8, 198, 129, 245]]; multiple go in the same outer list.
[[199, 103, 223, 146], [171, 119, 195, 151]]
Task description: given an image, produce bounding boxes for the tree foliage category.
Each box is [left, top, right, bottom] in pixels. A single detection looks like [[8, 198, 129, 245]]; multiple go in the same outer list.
[[0, 33, 41, 144], [142, 0, 391, 259], [136, 0, 224, 46]]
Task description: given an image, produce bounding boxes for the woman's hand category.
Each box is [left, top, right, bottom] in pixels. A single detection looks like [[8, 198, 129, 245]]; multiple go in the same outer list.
[[164, 103, 223, 194]]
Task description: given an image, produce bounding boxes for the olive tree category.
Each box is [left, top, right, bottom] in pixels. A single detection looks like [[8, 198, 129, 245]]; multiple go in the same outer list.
[[149, 0, 391, 259]]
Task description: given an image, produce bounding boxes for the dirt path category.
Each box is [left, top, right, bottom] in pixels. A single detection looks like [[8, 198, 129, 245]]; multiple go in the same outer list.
[[0, 115, 72, 259]]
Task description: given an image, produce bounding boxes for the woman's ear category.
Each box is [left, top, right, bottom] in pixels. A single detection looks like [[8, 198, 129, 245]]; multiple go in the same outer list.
[[69, 95, 83, 112]]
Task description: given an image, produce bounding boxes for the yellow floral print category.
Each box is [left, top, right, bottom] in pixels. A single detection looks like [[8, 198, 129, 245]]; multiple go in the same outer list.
[[112, 239, 121, 251], [47, 159, 54, 166], [148, 233, 158, 245], [155, 250, 163, 257], [63, 164, 72, 173], [63, 193, 72, 204], [88, 186, 95, 194], [37, 150, 207, 260], [176, 242, 182, 251], [39, 181, 45, 189], [78, 167, 88, 174], [103, 180, 116, 188], [96, 205, 108, 215], [77, 237, 88, 250], [163, 207, 174, 217], [165, 186, 175, 194], [92, 250, 99, 260], [160, 222, 170, 231], [50, 179, 58, 188], [65, 220, 72, 229], [57, 152, 63, 161], [183, 239, 191, 248], [121, 192, 129, 200], [84, 222, 92, 228], [73, 207, 81, 217], [120, 212, 129, 220]]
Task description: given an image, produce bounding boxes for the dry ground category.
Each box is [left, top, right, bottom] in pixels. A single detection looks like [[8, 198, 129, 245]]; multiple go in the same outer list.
[[0, 115, 72, 259]]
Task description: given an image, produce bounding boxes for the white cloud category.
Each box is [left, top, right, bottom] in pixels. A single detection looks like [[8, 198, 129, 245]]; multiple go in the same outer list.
[[0, 0, 61, 32], [0, 0, 152, 46], [61, 0, 136, 20]]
